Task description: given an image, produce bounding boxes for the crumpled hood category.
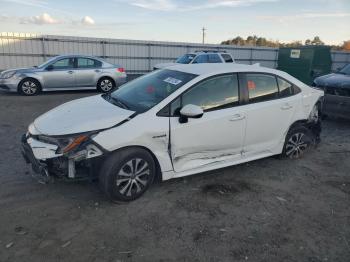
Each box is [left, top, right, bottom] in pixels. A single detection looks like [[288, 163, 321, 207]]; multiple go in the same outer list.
[[314, 73, 350, 89], [33, 95, 135, 136]]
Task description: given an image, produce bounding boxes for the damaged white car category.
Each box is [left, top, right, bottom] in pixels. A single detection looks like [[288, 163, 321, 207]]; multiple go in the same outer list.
[[22, 63, 324, 202]]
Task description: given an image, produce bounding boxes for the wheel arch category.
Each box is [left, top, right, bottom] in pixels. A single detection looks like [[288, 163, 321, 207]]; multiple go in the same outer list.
[[107, 145, 163, 183], [17, 77, 42, 92], [97, 75, 116, 87]]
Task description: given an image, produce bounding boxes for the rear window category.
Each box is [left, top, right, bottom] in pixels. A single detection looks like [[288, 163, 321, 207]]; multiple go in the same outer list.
[[277, 77, 294, 98], [222, 54, 233, 63], [246, 74, 279, 103]]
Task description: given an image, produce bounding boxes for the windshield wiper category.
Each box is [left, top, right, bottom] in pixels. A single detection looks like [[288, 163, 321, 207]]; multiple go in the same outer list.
[[103, 94, 129, 110]]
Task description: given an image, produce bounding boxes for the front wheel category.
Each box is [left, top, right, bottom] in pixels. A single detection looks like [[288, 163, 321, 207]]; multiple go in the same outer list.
[[282, 126, 313, 159], [99, 148, 156, 202], [18, 78, 41, 96]]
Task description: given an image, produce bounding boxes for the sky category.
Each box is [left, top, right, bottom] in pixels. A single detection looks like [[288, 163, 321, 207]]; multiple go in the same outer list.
[[0, 0, 349, 45]]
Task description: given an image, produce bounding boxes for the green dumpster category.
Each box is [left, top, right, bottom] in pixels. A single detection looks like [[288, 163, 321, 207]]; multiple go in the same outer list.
[[277, 46, 332, 85]]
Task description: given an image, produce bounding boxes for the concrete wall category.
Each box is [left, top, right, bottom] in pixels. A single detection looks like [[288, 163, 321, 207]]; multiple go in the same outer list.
[[0, 32, 349, 74]]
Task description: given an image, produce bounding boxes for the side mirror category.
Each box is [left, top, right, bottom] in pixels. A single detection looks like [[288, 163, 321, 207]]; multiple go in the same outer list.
[[46, 65, 54, 71], [179, 104, 204, 123]]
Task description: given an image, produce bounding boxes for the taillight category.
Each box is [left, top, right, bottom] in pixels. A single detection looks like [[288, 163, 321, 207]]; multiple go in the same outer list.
[[117, 68, 125, 73]]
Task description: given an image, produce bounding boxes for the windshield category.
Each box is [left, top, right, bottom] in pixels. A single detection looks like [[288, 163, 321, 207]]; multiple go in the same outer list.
[[109, 69, 197, 113], [176, 54, 196, 64], [339, 64, 350, 75], [37, 57, 59, 69]]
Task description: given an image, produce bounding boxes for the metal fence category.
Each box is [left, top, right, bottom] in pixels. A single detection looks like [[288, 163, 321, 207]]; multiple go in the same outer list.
[[0, 32, 349, 74]]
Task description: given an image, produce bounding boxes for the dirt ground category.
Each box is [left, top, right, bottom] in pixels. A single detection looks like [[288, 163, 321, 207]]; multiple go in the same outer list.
[[0, 91, 349, 262]]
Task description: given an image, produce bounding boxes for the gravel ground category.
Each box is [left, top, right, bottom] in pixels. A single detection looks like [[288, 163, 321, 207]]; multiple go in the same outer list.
[[0, 91, 349, 262]]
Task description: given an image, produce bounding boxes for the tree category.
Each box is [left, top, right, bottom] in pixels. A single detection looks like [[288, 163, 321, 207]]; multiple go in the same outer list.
[[341, 41, 350, 51], [305, 39, 311, 45], [311, 36, 324, 45]]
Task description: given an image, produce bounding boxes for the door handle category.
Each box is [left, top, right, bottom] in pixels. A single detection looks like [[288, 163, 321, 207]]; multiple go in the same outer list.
[[67, 70, 74, 74], [95, 69, 101, 73], [281, 104, 293, 110], [229, 114, 245, 121]]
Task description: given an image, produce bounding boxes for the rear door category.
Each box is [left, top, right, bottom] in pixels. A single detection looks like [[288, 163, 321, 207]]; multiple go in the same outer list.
[[41, 58, 75, 89], [241, 73, 300, 156], [75, 57, 102, 88], [169, 74, 246, 173], [324, 87, 350, 119]]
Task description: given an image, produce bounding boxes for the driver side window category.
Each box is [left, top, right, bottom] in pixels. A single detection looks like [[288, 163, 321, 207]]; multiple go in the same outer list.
[[169, 74, 239, 116], [51, 58, 74, 70]]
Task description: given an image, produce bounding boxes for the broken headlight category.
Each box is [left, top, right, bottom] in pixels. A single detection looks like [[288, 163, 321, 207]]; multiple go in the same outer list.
[[37, 133, 95, 154]]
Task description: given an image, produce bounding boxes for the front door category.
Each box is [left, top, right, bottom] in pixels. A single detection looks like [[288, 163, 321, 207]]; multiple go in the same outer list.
[[169, 74, 246, 173], [41, 58, 76, 89]]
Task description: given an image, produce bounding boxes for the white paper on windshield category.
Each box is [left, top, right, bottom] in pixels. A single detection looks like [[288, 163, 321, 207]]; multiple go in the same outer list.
[[163, 77, 182, 85]]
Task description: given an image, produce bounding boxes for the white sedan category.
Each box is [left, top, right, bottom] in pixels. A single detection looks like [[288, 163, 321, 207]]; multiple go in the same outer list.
[[21, 63, 324, 202]]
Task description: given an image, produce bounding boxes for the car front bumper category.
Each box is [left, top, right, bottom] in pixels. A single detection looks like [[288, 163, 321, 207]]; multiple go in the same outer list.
[[21, 133, 105, 181], [0, 77, 21, 92]]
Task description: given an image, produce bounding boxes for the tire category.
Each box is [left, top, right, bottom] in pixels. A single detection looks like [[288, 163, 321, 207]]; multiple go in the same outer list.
[[97, 77, 115, 93], [282, 126, 313, 159], [99, 148, 156, 202], [18, 78, 41, 96]]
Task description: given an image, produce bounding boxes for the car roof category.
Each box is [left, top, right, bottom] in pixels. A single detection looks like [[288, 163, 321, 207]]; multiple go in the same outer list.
[[189, 51, 228, 55], [167, 63, 278, 76], [53, 54, 103, 60]]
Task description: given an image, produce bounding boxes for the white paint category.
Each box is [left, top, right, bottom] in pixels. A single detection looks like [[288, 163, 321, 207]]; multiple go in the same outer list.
[[25, 63, 324, 182], [33, 95, 135, 136]]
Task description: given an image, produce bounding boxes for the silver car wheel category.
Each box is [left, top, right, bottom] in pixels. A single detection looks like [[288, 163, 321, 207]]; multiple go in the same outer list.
[[116, 158, 150, 197], [22, 81, 38, 95], [285, 132, 308, 159], [100, 79, 113, 92]]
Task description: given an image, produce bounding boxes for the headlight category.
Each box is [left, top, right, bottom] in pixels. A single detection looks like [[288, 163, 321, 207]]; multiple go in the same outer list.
[[1, 71, 16, 79], [38, 133, 91, 154]]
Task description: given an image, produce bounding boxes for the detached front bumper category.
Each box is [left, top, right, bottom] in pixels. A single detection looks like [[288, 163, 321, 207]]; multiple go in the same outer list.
[[21, 134, 50, 178], [21, 133, 104, 181]]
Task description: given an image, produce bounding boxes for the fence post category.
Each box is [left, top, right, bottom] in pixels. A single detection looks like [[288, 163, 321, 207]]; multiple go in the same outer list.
[[101, 41, 106, 58], [250, 48, 253, 65], [41, 36, 46, 62], [147, 43, 151, 72], [275, 49, 279, 68]]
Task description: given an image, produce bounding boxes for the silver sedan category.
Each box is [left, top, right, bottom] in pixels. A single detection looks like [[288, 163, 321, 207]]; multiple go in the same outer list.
[[0, 55, 127, 95]]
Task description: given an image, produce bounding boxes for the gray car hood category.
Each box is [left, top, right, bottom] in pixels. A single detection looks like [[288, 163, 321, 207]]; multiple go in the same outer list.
[[0, 67, 39, 76], [315, 73, 350, 89], [34, 95, 135, 136]]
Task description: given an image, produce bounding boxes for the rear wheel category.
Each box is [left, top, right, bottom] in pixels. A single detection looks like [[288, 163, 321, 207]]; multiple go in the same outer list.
[[99, 148, 156, 202], [282, 126, 313, 159], [18, 78, 41, 96], [97, 77, 115, 93]]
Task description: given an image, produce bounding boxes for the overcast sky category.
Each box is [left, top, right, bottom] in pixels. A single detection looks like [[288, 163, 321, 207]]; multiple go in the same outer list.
[[0, 0, 349, 45]]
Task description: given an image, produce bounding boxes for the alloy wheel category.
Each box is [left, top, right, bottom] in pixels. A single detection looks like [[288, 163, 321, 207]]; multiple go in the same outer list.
[[100, 79, 113, 92], [285, 132, 309, 159], [116, 158, 150, 197], [22, 81, 38, 95]]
